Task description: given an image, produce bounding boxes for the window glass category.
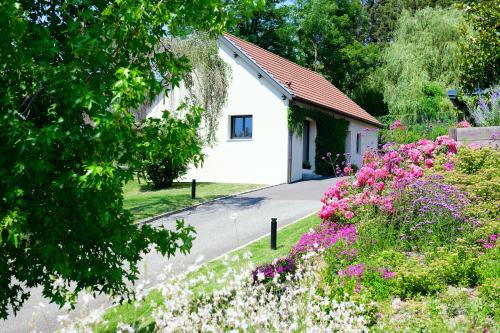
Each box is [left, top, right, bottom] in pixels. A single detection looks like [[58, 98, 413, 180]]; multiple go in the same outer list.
[[231, 116, 252, 138], [244, 116, 252, 137], [232, 117, 244, 137]]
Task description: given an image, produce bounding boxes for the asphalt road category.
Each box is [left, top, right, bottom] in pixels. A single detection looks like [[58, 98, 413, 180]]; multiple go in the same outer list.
[[1, 177, 339, 333]]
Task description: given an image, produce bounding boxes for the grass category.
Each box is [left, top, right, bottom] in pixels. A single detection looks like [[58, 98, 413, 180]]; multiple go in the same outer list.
[[190, 212, 321, 294], [123, 179, 263, 220], [94, 213, 321, 333]]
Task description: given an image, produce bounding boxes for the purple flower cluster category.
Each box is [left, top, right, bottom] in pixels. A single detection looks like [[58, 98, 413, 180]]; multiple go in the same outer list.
[[291, 222, 358, 256], [252, 222, 359, 284], [398, 174, 472, 241], [477, 234, 498, 250], [339, 264, 366, 293], [472, 87, 500, 126], [252, 257, 296, 284], [339, 263, 366, 278], [338, 264, 397, 293]]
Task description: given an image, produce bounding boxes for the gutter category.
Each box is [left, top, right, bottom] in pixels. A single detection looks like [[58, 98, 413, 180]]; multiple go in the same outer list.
[[293, 97, 383, 128]]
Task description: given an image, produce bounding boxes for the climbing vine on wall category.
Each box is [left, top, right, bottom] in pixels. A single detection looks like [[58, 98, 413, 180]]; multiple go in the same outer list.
[[288, 104, 349, 175]]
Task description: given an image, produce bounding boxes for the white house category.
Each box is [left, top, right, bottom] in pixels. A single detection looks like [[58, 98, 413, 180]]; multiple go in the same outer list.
[[146, 33, 382, 185]]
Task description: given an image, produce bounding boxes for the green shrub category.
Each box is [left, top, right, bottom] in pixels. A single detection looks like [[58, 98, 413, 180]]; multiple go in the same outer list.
[[434, 147, 500, 240], [478, 278, 500, 318], [476, 247, 500, 318], [392, 245, 482, 298], [375, 293, 495, 333], [427, 245, 480, 287], [325, 245, 484, 302], [394, 255, 446, 297], [356, 267, 397, 301], [139, 108, 204, 189], [354, 209, 399, 256], [476, 247, 500, 282], [435, 147, 500, 209], [380, 121, 451, 144]]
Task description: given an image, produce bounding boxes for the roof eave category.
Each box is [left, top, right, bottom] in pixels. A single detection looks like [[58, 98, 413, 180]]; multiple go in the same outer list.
[[219, 35, 294, 100], [293, 97, 383, 128]]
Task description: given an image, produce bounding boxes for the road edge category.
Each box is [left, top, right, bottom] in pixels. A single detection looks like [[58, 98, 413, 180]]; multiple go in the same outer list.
[[135, 183, 284, 225]]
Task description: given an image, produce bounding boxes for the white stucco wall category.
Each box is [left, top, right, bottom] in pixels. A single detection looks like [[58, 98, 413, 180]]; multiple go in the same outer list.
[[345, 118, 379, 168], [147, 41, 290, 185], [145, 39, 379, 184]]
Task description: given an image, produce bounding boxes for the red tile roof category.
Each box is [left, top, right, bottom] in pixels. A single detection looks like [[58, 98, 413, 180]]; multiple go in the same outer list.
[[223, 33, 382, 127]]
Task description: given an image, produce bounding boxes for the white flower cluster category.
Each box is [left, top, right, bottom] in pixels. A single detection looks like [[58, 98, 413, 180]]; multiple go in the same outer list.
[[60, 255, 369, 332], [152, 259, 367, 332]]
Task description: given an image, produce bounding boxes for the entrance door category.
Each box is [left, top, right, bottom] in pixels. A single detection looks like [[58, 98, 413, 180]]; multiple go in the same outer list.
[[302, 120, 310, 166]]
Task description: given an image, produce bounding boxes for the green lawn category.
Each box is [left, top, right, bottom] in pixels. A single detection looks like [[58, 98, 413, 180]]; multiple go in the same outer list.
[[189, 213, 321, 293], [94, 213, 321, 333], [123, 180, 263, 220]]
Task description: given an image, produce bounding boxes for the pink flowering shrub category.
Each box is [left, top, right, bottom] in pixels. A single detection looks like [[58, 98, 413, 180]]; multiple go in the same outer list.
[[319, 136, 460, 222], [291, 221, 357, 256]]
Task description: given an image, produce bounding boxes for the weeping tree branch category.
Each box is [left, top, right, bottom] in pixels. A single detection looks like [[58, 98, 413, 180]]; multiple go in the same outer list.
[[135, 32, 231, 145]]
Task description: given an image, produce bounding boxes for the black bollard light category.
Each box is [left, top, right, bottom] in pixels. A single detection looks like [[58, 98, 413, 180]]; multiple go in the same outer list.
[[270, 218, 277, 250], [191, 179, 196, 199]]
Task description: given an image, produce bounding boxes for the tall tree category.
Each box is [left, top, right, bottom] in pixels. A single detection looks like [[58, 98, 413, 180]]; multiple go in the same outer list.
[[0, 0, 258, 318], [351, 69, 389, 117], [365, 0, 459, 43], [232, 0, 302, 62], [380, 7, 463, 122], [296, 0, 381, 94], [459, 0, 500, 91]]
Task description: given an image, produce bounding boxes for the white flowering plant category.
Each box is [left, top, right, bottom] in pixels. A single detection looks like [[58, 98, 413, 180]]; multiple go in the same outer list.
[[59, 254, 371, 333]]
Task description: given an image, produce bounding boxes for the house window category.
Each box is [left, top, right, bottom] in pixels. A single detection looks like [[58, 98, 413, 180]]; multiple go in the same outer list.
[[230, 115, 253, 139], [356, 133, 361, 154]]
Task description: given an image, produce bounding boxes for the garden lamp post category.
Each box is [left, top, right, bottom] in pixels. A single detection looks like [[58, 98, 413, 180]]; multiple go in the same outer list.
[[271, 218, 277, 250]]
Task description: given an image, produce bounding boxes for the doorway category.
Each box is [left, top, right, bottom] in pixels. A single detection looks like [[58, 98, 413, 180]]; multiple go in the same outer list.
[[302, 120, 310, 167]]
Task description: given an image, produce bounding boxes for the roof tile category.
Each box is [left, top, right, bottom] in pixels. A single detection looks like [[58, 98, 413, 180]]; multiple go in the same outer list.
[[224, 33, 381, 126]]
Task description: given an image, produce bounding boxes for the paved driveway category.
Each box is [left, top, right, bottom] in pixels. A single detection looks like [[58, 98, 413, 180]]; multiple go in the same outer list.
[[1, 177, 339, 333]]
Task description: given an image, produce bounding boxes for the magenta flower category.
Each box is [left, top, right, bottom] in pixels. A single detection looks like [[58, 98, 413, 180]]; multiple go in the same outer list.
[[390, 119, 406, 131], [339, 263, 366, 293], [292, 222, 357, 256], [456, 119, 471, 128], [380, 268, 396, 280]]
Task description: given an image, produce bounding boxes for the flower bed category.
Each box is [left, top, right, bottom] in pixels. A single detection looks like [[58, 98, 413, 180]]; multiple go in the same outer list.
[[62, 136, 499, 332], [252, 136, 499, 331]]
